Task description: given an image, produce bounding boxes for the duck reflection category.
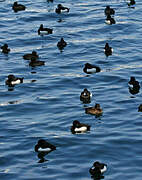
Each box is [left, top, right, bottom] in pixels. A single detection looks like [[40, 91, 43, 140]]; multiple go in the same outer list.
[[37, 152, 48, 163]]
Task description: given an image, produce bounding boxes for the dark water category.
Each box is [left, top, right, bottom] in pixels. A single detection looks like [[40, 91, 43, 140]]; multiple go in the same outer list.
[[0, 0, 142, 179]]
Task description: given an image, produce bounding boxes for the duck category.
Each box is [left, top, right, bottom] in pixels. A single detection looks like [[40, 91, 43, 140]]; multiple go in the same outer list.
[[71, 120, 90, 134], [89, 161, 107, 177], [23, 51, 39, 60], [128, 0, 135, 7], [80, 88, 92, 103], [29, 57, 45, 67], [104, 43, 113, 56], [57, 38, 67, 50], [104, 6, 115, 16], [83, 63, 101, 74], [12, 1, 26, 12], [35, 139, 56, 153], [138, 104, 142, 112], [55, 4, 70, 14], [128, 77, 140, 95], [105, 15, 116, 25], [5, 74, 24, 86], [1, 44, 10, 54], [38, 24, 53, 35], [85, 104, 103, 116]]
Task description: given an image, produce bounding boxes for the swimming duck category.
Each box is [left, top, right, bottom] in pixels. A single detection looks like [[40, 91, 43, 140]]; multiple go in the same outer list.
[[105, 15, 116, 25], [83, 63, 101, 74], [29, 57, 45, 67], [85, 104, 103, 116], [1, 44, 10, 54], [12, 2, 26, 12], [5, 74, 24, 86], [89, 161, 107, 177], [104, 6, 115, 16], [57, 38, 67, 50], [35, 139, 56, 153], [23, 51, 39, 60], [128, 77, 140, 95], [71, 120, 90, 134], [80, 88, 92, 103], [55, 4, 70, 14], [138, 104, 142, 112], [104, 43, 113, 56], [128, 0, 135, 7], [38, 24, 53, 35]]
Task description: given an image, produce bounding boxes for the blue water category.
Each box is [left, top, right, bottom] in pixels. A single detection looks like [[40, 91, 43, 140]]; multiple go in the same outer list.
[[0, 0, 142, 179]]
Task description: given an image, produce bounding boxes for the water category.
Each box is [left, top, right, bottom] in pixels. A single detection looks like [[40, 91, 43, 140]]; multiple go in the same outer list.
[[0, 0, 142, 179]]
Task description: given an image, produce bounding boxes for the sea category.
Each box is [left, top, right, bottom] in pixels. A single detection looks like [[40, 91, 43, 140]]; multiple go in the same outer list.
[[0, 0, 142, 179]]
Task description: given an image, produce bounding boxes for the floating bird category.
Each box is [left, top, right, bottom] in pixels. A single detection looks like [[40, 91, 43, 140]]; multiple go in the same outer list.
[[12, 1, 26, 12], [5, 74, 23, 87], [1, 44, 10, 54], [89, 161, 107, 178], [104, 6, 115, 16], [71, 120, 90, 134], [105, 15, 116, 25], [38, 24, 53, 35], [128, 77, 140, 95], [55, 4, 70, 14], [128, 0, 135, 7], [85, 104, 103, 116], [83, 63, 101, 74], [80, 88, 92, 103], [104, 43, 113, 56], [138, 104, 142, 112], [29, 57, 45, 67], [35, 139, 56, 153], [57, 38, 67, 50], [23, 51, 39, 60]]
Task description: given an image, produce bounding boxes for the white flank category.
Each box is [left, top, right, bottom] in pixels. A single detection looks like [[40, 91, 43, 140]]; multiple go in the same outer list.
[[128, 83, 133, 89], [101, 165, 107, 173], [105, 20, 111, 24], [11, 79, 21, 85], [38, 147, 51, 152], [75, 126, 87, 132], [87, 68, 96, 73], [90, 93, 92, 97], [91, 166, 95, 170], [40, 31, 49, 35]]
